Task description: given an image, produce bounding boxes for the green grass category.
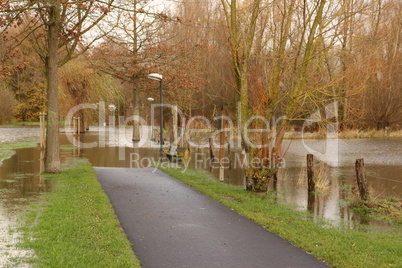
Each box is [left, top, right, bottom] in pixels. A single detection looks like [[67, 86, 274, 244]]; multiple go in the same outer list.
[[0, 121, 66, 127], [0, 121, 40, 127], [350, 197, 402, 226], [284, 129, 402, 139], [160, 167, 402, 268], [19, 158, 141, 267], [60, 145, 79, 150], [0, 139, 39, 164]]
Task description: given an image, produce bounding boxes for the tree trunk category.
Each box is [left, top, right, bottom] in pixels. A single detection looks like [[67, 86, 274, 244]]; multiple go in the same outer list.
[[221, 0, 261, 191], [131, 0, 140, 143], [132, 82, 140, 142], [219, 105, 226, 181], [172, 104, 178, 145], [44, 1, 61, 173]]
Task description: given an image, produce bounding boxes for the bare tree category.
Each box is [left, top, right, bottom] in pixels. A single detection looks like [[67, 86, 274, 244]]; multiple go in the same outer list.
[[220, 0, 355, 191], [220, 0, 261, 120], [3, 0, 115, 172]]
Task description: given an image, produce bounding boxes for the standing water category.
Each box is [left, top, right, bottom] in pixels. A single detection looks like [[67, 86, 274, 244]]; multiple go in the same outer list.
[[1, 126, 401, 266], [0, 145, 50, 267], [213, 138, 402, 227], [60, 127, 402, 228]]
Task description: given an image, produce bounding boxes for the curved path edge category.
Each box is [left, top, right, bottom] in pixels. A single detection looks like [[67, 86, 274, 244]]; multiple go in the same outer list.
[[95, 167, 329, 268]]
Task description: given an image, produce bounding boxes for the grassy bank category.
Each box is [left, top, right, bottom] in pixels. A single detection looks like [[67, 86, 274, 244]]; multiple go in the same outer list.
[[284, 129, 402, 139], [338, 129, 402, 139], [19, 159, 140, 267], [160, 167, 402, 268], [0, 121, 40, 127], [350, 197, 402, 226], [0, 121, 66, 127]]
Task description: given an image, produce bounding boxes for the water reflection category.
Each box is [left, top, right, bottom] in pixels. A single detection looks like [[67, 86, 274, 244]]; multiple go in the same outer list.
[[0, 148, 50, 209]]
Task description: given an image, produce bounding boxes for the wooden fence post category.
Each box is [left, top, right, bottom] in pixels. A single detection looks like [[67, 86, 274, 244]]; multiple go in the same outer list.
[[355, 159, 369, 201], [77, 117, 81, 135], [39, 113, 46, 149], [73, 117, 77, 134], [307, 154, 315, 194]]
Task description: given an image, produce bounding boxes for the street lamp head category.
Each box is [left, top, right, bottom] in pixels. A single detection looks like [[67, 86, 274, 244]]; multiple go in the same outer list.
[[148, 73, 163, 81], [108, 104, 116, 112], [147, 97, 155, 102]]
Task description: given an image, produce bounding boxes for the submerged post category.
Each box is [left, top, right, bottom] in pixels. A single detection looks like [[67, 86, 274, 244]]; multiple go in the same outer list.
[[73, 117, 77, 134], [355, 159, 369, 201], [307, 154, 315, 194], [39, 113, 46, 149], [77, 116, 81, 135]]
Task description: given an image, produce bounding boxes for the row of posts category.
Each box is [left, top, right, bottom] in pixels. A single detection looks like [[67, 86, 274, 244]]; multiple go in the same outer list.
[[72, 117, 81, 150], [307, 154, 369, 201], [39, 114, 81, 149], [72, 117, 81, 135]]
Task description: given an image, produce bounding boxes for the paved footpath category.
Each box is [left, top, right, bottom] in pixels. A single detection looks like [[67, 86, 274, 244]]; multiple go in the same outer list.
[[95, 167, 329, 268]]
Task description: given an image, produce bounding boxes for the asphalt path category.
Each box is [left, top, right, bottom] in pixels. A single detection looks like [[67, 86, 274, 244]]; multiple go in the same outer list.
[[95, 167, 329, 268]]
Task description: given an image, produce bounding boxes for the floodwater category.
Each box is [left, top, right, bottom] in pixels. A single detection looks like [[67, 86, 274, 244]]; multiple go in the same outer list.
[[0, 147, 49, 267], [0, 127, 401, 265], [58, 127, 402, 228]]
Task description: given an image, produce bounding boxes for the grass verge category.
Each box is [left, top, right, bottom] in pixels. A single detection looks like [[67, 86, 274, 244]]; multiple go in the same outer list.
[[0, 121, 40, 127], [284, 129, 402, 139], [0, 121, 66, 127], [160, 167, 402, 268], [19, 158, 141, 267]]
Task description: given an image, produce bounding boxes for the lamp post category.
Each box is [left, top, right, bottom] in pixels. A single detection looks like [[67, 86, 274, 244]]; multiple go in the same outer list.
[[147, 73, 163, 157], [108, 104, 116, 127], [108, 104, 117, 145], [147, 97, 155, 142]]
